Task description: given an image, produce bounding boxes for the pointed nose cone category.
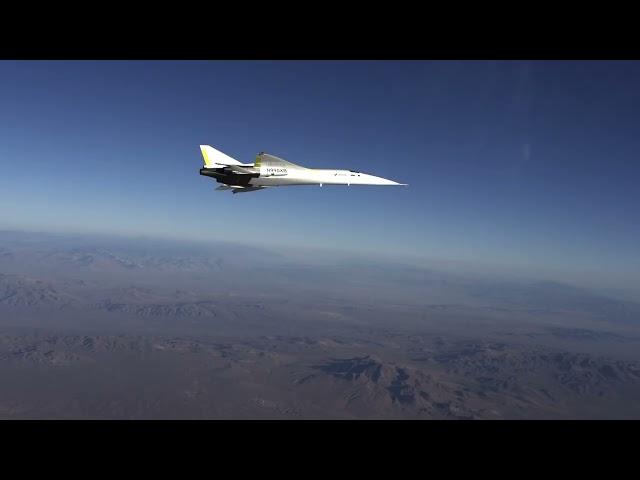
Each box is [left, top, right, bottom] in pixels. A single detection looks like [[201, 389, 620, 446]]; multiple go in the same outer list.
[[361, 174, 407, 186]]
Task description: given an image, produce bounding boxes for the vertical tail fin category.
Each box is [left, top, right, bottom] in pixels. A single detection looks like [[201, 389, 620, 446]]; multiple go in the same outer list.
[[199, 145, 244, 168]]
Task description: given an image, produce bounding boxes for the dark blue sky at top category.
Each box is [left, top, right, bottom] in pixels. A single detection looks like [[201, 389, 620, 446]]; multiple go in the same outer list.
[[0, 61, 639, 292]]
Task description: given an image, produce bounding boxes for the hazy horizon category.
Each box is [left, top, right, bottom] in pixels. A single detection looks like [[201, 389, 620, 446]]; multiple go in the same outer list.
[[1, 225, 637, 303]]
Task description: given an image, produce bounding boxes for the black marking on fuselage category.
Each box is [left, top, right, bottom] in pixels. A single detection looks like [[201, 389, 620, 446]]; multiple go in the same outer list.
[[200, 168, 258, 187]]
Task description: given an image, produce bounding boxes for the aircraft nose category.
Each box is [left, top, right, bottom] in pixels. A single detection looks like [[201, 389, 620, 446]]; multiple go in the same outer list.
[[379, 177, 402, 185], [364, 174, 406, 185]]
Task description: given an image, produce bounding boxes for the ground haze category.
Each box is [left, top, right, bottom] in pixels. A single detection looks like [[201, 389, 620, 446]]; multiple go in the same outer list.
[[1, 230, 639, 419]]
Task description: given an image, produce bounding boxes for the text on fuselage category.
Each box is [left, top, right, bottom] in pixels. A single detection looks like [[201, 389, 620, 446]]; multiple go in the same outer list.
[[265, 167, 288, 176]]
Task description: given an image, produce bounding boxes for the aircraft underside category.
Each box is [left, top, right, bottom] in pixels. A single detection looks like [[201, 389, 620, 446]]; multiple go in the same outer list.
[[199, 167, 309, 194]]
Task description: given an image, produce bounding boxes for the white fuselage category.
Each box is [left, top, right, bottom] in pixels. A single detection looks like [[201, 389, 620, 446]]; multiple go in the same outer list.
[[251, 166, 401, 187]]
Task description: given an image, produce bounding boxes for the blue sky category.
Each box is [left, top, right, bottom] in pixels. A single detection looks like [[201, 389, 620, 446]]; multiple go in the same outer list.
[[0, 61, 639, 293]]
